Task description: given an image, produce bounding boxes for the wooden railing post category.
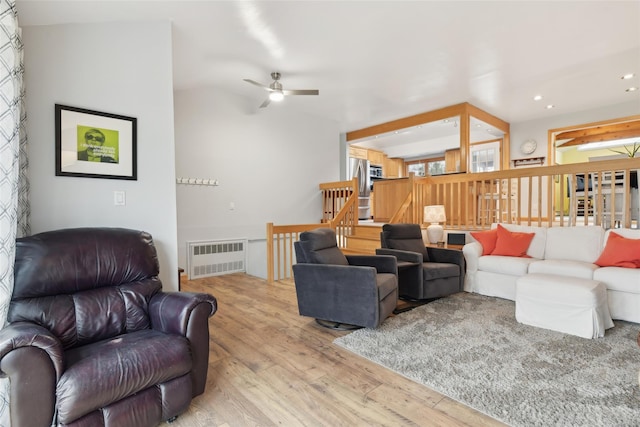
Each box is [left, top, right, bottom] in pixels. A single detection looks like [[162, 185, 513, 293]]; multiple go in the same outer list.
[[266, 222, 274, 283]]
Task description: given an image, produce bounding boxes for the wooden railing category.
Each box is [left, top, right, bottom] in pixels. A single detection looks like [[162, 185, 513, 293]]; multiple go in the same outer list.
[[390, 158, 640, 230], [267, 179, 358, 282], [320, 178, 357, 223], [266, 158, 640, 282]]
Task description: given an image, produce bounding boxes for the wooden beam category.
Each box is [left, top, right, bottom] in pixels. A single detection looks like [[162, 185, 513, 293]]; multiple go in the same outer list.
[[555, 119, 640, 140], [346, 102, 469, 141], [558, 128, 640, 147]]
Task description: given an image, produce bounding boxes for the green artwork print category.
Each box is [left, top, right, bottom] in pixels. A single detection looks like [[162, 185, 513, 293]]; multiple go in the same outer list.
[[77, 125, 119, 163]]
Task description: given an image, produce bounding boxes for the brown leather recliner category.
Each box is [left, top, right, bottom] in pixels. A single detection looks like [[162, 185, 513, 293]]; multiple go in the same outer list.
[[0, 227, 217, 427]]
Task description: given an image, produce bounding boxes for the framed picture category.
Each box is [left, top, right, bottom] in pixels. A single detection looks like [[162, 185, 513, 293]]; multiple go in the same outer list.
[[55, 104, 137, 180]]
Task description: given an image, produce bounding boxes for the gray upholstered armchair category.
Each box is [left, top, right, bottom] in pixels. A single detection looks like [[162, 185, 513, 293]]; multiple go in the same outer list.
[[376, 223, 464, 300], [292, 228, 398, 329]]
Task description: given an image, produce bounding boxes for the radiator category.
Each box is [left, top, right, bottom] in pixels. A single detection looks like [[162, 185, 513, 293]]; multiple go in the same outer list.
[[186, 238, 247, 279]]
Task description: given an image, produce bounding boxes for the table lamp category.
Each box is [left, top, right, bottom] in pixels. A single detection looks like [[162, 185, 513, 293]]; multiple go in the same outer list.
[[424, 205, 446, 244]]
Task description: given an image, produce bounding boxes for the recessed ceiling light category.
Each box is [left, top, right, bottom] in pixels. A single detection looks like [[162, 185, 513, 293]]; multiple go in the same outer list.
[[533, 95, 543, 101], [546, 104, 555, 109], [621, 73, 635, 80], [626, 87, 638, 92]]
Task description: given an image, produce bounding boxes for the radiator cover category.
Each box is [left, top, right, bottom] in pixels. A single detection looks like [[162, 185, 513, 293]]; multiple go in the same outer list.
[[186, 238, 247, 279]]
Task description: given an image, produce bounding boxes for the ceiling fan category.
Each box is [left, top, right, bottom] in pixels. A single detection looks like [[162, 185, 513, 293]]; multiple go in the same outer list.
[[244, 72, 319, 108]]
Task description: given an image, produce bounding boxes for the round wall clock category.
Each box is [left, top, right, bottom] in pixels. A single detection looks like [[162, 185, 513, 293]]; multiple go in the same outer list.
[[520, 139, 537, 155]]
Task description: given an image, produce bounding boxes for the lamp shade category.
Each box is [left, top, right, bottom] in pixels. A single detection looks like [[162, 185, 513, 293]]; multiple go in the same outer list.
[[424, 205, 446, 224]]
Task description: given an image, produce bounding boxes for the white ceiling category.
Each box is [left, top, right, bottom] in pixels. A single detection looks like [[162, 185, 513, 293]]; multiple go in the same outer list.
[[16, 0, 640, 158]]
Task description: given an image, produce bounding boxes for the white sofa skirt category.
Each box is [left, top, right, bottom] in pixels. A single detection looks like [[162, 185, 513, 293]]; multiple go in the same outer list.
[[594, 265, 640, 323], [475, 271, 519, 301]]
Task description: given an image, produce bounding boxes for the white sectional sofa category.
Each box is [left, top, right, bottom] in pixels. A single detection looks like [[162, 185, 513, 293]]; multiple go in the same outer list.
[[462, 223, 640, 324]]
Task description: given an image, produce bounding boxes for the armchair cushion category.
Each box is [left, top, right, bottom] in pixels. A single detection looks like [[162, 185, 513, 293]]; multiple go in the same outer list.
[[423, 262, 460, 281], [381, 223, 429, 261], [58, 330, 191, 423], [297, 228, 348, 265]]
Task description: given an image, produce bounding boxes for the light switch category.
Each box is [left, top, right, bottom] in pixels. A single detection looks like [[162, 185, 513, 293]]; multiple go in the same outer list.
[[114, 191, 126, 206]]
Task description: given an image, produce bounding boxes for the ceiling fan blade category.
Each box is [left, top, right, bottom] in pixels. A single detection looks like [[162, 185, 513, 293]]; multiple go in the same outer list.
[[259, 98, 271, 108], [283, 89, 319, 96], [244, 79, 269, 90]]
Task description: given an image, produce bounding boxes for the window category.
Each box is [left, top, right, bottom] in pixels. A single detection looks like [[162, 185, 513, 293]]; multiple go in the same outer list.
[[407, 162, 425, 177], [427, 160, 445, 176], [470, 141, 501, 173], [406, 158, 446, 176]]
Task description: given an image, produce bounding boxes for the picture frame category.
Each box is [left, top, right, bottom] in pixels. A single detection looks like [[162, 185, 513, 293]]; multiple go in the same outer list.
[[55, 104, 137, 180]]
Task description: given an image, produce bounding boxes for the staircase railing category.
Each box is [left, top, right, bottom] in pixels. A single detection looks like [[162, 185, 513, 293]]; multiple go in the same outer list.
[[266, 178, 358, 282]]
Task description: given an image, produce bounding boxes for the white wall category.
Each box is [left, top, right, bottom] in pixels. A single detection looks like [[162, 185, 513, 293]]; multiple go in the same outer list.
[[22, 22, 180, 291], [173, 87, 340, 278]]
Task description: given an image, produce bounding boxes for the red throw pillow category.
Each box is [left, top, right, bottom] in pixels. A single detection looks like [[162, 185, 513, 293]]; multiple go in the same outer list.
[[595, 232, 640, 268], [491, 224, 534, 257], [471, 228, 498, 255]]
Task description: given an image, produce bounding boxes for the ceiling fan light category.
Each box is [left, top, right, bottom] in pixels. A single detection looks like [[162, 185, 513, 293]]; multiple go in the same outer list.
[[269, 90, 284, 102]]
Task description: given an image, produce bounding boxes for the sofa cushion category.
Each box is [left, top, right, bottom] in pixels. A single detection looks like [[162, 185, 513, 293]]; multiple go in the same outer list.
[[593, 267, 640, 294], [545, 226, 604, 263], [57, 329, 192, 424], [492, 223, 547, 259], [470, 228, 498, 255], [528, 259, 599, 279], [595, 231, 640, 268], [478, 255, 538, 276], [491, 224, 534, 257]]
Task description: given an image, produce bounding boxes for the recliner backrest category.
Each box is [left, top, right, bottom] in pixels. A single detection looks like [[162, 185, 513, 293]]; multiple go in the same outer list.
[[10, 228, 162, 350], [295, 228, 348, 265], [381, 223, 429, 261]]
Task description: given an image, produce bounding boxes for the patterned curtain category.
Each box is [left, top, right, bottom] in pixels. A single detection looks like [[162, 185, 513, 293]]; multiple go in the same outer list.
[[0, 0, 29, 424]]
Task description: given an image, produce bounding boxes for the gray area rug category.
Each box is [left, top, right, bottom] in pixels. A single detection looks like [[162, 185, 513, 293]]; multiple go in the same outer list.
[[334, 292, 640, 427]]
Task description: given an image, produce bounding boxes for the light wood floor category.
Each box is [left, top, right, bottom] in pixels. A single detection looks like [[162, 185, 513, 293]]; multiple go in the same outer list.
[[173, 273, 506, 427]]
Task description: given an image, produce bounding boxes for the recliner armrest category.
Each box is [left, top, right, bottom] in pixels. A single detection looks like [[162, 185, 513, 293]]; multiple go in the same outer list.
[[149, 292, 217, 336], [0, 322, 64, 427], [375, 248, 423, 264], [346, 254, 397, 274], [149, 291, 217, 397], [0, 322, 64, 377]]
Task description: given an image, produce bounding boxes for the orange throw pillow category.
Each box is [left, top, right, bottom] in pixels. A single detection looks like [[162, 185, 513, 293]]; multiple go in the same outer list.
[[471, 228, 498, 255], [491, 224, 534, 257], [595, 232, 640, 268]]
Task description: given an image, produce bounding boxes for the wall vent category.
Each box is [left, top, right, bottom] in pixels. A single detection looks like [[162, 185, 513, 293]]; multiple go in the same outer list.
[[187, 239, 247, 279]]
